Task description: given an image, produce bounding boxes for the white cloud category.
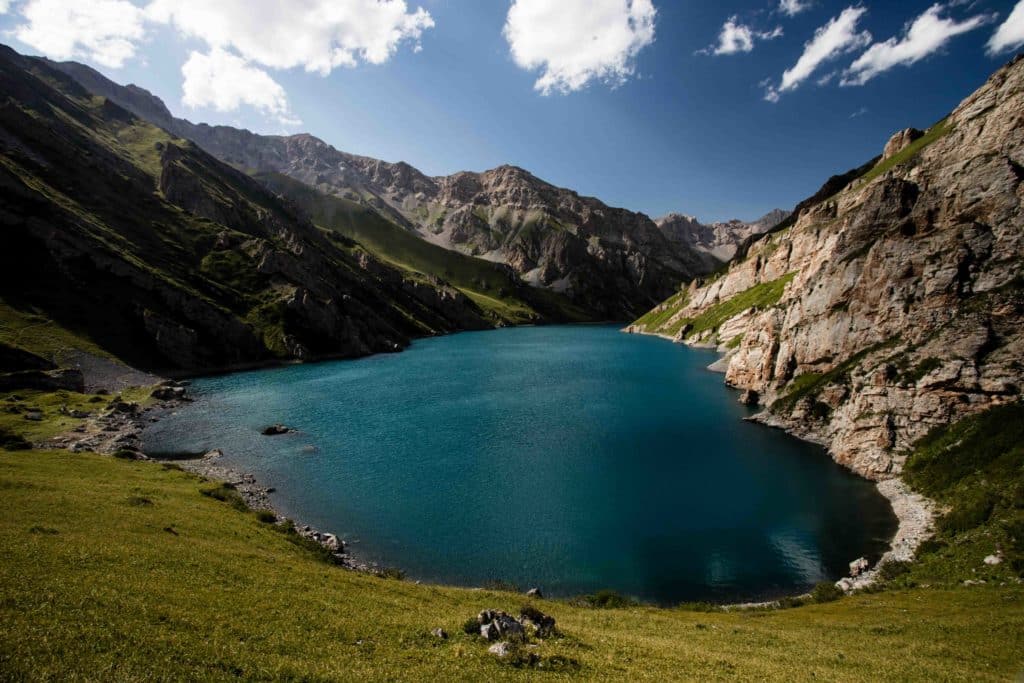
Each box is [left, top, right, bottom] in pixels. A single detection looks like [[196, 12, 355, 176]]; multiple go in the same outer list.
[[988, 0, 1024, 55], [504, 0, 657, 94], [181, 49, 298, 125], [842, 4, 992, 86], [13, 0, 147, 68], [11, 0, 434, 125], [764, 6, 871, 102], [0, 0, 11, 14], [145, 0, 434, 75], [702, 17, 783, 56], [779, 0, 812, 17]]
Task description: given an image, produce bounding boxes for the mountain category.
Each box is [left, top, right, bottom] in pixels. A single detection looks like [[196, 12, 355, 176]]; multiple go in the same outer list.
[[0, 45, 519, 375], [49, 60, 715, 320], [629, 56, 1024, 481], [656, 209, 790, 262]]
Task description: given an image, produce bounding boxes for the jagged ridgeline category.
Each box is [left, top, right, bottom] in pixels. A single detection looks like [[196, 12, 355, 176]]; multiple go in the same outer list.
[[47, 57, 718, 321], [0, 46, 556, 373], [630, 55, 1024, 480]]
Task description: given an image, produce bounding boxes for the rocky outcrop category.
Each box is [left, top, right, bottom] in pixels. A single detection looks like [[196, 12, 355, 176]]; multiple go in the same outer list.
[[631, 56, 1024, 481], [882, 128, 923, 160]]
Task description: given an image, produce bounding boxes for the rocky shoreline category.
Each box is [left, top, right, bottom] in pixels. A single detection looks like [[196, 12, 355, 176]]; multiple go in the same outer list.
[[628, 329, 937, 594], [161, 449, 387, 575], [748, 410, 936, 591], [43, 380, 390, 577]]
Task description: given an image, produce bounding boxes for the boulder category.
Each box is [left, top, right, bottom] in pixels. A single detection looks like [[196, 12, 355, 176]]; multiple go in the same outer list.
[[151, 386, 187, 401], [430, 628, 448, 640], [477, 610, 526, 643], [849, 557, 870, 577], [519, 606, 556, 638], [983, 554, 1002, 566], [488, 642, 513, 658], [261, 424, 293, 436], [321, 533, 343, 553], [882, 128, 924, 160], [525, 587, 543, 599]]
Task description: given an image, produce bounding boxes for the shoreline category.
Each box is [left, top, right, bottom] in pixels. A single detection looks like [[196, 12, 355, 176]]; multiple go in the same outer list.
[[627, 325, 937, 594], [52, 323, 933, 606]]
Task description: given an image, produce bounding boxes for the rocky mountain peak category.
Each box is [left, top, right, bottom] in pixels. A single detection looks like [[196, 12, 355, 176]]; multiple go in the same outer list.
[[882, 128, 924, 160]]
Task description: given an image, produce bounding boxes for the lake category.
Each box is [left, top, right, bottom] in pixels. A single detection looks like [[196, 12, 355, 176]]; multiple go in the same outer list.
[[143, 324, 896, 605]]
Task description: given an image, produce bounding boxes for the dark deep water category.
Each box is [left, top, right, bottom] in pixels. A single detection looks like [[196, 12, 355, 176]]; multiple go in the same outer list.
[[144, 325, 897, 605]]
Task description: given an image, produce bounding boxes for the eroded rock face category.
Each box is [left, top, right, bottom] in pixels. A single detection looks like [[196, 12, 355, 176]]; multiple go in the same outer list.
[[636, 56, 1024, 481]]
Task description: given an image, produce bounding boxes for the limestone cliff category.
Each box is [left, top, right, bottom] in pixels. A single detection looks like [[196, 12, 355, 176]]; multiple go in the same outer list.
[[629, 56, 1024, 481]]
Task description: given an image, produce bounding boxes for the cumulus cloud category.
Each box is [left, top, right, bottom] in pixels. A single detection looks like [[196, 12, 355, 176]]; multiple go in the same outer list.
[[145, 0, 434, 74], [182, 49, 298, 125], [842, 4, 993, 86], [0, 0, 10, 14], [10, 0, 434, 126], [701, 17, 783, 56], [504, 0, 657, 94], [764, 6, 871, 102], [779, 0, 812, 17], [987, 0, 1024, 55], [13, 0, 147, 68]]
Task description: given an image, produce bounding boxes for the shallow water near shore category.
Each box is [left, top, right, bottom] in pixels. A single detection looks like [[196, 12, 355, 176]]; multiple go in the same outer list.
[[144, 324, 897, 605]]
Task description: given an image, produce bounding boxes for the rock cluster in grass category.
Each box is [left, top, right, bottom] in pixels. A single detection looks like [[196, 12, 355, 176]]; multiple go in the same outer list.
[[471, 606, 559, 661]]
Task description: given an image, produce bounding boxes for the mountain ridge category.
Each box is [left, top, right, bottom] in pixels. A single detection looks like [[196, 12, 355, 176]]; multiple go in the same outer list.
[[0, 45, 524, 376], [48, 58, 725, 320]]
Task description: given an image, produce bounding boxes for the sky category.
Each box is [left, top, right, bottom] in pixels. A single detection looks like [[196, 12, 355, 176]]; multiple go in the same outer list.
[[1, 0, 1023, 223]]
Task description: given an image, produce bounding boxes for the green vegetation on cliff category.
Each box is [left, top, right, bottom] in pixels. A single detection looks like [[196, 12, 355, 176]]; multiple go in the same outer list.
[[631, 273, 795, 342], [256, 173, 588, 326], [857, 119, 953, 188]]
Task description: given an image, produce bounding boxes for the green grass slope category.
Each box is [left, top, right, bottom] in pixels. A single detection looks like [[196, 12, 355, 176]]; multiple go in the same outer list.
[[257, 173, 589, 325], [1, 447, 1022, 681], [631, 273, 795, 341]]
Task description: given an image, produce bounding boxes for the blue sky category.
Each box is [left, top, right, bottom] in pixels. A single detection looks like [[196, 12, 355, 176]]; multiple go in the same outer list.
[[2, 0, 1023, 222]]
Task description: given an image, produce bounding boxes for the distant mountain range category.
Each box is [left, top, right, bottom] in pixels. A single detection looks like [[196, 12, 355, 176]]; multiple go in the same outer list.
[[50, 58, 775, 321], [655, 209, 790, 262]]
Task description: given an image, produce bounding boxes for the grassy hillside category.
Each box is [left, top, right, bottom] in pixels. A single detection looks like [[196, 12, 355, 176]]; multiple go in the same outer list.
[[257, 173, 590, 325], [2, 446, 1022, 681], [0, 46, 501, 374], [631, 273, 795, 341]]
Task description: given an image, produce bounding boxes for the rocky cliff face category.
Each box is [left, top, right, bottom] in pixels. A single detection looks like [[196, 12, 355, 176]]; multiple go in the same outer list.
[[656, 209, 789, 262], [630, 56, 1024, 481], [50, 60, 713, 320], [0, 46, 495, 373]]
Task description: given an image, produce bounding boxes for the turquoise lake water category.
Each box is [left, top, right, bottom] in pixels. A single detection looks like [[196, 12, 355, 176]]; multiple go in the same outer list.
[[143, 324, 897, 605]]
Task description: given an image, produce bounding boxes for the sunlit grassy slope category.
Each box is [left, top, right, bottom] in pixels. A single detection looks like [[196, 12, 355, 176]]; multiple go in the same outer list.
[[1, 447, 1022, 681], [257, 173, 590, 326]]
